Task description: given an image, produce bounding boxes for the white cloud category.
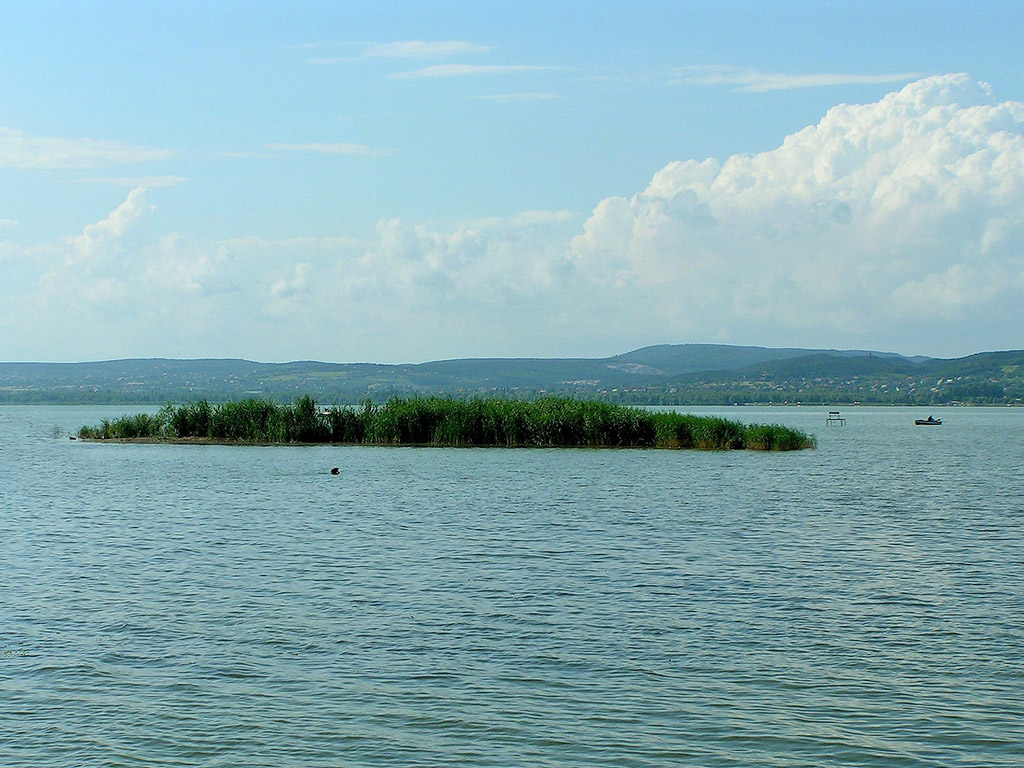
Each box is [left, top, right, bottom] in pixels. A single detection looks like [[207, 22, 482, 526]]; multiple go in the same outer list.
[[462, 209, 577, 229], [679, 66, 924, 92], [68, 187, 153, 263], [364, 40, 492, 58], [392, 64, 553, 79], [0, 126, 176, 169], [474, 92, 559, 103], [309, 40, 491, 65], [74, 175, 188, 188], [566, 73, 1024, 352], [3, 75, 1023, 361], [266, 142, 392, 157], [269, 262, 313, 301], [25, 188, 155, 332], [0, 194, 577, 360]]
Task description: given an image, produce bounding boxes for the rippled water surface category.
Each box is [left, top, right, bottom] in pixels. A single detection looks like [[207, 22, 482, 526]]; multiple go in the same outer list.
[[2, 405, 1022, 766]]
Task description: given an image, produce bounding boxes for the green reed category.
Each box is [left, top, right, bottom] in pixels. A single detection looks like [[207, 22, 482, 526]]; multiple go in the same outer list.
[[78, 396, 815, 451]]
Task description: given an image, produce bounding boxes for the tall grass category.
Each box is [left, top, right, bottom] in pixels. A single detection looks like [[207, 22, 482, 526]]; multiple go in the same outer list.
[[78, 396, 816, 451]]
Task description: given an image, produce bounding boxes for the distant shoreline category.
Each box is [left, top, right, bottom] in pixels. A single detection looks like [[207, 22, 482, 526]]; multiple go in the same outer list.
[[5, 345, 1022, 406]]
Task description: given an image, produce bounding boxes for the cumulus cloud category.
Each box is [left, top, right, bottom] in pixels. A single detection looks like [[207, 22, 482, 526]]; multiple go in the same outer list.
[[0, 126, 176, 169], [0, 194, 578, 360], [68, 187, 153, 263], [3, 74, 1023, 361], [269, 262, 313, 300], [5, 191, 273, 359], [12, 188, 155, 345], [567, 73, 1024, 352]]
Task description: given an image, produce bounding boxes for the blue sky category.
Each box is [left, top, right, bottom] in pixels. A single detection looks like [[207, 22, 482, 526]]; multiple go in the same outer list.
[[2, 1, 1022, 362]]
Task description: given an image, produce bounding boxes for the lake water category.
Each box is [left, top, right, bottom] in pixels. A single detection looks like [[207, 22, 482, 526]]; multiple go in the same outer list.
[[1, 405, 1022, 767]]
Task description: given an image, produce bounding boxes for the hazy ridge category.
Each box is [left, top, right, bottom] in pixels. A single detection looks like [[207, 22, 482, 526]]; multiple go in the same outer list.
[[2, 344, 1022, 405]]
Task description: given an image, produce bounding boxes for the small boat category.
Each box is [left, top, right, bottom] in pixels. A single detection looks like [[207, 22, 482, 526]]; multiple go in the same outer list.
[[915, 415, 942, 425]]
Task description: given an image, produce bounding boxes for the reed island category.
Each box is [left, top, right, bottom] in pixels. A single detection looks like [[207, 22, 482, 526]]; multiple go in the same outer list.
[[78, 396, 815, 451]]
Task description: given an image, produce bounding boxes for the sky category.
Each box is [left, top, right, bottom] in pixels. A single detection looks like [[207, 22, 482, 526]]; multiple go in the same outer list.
[[1, 0, 1022, 363]]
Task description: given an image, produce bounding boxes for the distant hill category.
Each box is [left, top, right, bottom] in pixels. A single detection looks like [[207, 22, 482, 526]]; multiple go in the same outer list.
[[665, 349, 1024, 405], [1, 345, 1022, 405], [689, 352, 919, 381], [607, 343, 918, 376]]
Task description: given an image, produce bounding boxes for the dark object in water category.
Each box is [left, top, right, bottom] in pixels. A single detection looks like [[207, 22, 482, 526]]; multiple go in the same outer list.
[[330, 467, 340, 475], [915, 416, 942, 425]]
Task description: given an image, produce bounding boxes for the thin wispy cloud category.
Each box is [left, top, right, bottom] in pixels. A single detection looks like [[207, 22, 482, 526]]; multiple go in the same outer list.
[[210, 150, 274, 159], [475, 92, 559, 103], [74, 175, 188, 188], [0, 126, 176, 169], [309, 57, 356, 65], [365, 40, 492, 59], [392, 64, 553, 80], [266, 142, 393, 157], [306, 40, 490, 65], [679, 66, 923, 92]]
